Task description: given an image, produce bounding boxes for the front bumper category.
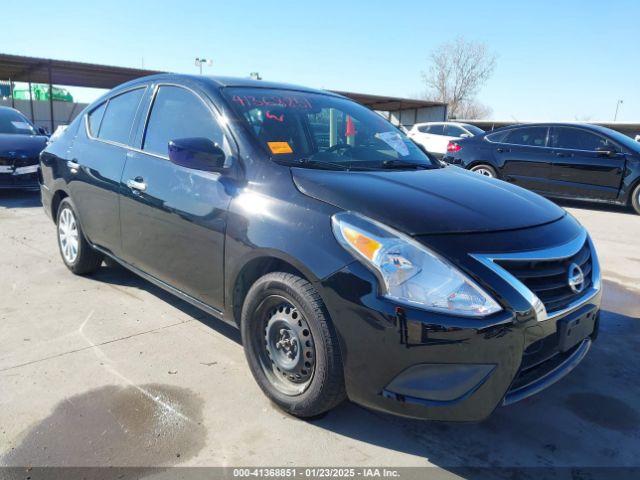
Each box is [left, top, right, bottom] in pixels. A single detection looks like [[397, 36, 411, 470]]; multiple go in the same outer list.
[[0, 164, 40, 189], [318, 224, 601, 422]]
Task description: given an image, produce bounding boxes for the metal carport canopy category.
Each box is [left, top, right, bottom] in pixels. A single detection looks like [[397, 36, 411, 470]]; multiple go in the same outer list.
[[0, 53, 163, 89], [0, 52, 444, 113]]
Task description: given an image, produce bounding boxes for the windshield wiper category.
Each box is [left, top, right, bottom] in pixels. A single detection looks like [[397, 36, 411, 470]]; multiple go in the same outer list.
[[381, 160, 433, 170], [297, 158, 351, 170]]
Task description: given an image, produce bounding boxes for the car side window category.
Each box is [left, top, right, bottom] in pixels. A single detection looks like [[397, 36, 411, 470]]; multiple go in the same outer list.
[[505, 127, 548, 147], [98, 88, 145, 145], [550, 127, 612, 151], [418, 125, 430, 133], [143, 86, 227, 157], [445, 125, 465, 137], [486, 130, 509, 143], [87, 102, 106, 137], [428, 124, 444, 135]]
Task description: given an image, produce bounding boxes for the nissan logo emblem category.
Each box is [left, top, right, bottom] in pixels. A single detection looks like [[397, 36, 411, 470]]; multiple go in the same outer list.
[[567, 262, 585, 294]]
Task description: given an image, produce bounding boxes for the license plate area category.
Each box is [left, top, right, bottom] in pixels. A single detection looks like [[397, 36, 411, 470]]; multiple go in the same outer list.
[[557, 307, 597, 352]]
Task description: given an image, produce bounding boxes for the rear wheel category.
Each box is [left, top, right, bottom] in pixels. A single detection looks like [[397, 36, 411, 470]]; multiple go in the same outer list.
[[470, 164, 497, 178], [56, 198, 103, 274], [241, 272, 346, 418], [632, 183, 640, 215]]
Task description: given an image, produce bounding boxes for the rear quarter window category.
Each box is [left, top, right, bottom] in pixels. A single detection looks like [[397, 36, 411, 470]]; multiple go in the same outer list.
[[87, 102, 106, 137], [485, 130, 510, 143]]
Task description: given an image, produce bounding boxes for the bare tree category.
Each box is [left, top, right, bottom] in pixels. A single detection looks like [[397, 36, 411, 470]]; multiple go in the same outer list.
[[422, 37, 496, 119], [458, 99, 493, 120]]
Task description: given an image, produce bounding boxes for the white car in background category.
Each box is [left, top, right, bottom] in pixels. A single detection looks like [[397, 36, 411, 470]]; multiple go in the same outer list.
[[408, 122, 484, 157]]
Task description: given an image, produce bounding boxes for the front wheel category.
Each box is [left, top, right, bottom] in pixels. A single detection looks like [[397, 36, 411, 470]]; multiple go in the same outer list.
[[241, 272, 346, 418], [631, 183, 640, 215], [470, 164, 497, 178], [56, 198, 103, 274]]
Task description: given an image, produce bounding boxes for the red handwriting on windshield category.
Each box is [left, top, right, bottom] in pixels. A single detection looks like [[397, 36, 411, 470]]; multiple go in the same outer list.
[[232, 95, 313, 110], [266, 111, 284, 122]]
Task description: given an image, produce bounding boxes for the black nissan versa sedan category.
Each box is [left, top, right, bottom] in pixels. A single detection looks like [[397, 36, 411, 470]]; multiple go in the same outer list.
[[443, 122, 640, 214], [0, 106, 48, 189], [39, 75, 602, 422]]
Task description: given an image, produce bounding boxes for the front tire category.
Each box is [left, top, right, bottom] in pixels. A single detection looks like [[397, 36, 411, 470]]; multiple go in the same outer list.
[[470, 164, 497, 178], [631, 183, 640, 215], [56, 198, 103, 275], [240, 272, 346, 418]]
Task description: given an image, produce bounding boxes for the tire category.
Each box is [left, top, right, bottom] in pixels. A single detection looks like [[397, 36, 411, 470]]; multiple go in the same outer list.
[[240, 272, 346, 418], [631, 183, 640, 215], [56, 198, 103, 275], [470, 164, 497, 178]]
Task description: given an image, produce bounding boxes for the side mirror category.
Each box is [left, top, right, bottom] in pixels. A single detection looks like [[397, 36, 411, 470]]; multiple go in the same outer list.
[[168, 137, 227, 172], [595, 146, 617, 157]]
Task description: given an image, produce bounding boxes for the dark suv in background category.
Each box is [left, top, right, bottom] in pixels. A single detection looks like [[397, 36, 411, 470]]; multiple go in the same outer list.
[[444, 123, 640, 214], [40, 75, 601, 422]]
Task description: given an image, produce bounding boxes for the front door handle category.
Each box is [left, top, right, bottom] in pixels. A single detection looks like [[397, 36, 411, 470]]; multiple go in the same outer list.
[[126, 177, 147, 192], [66, 160, 80, 172], [555, 152, 573, 158], [496, 147, 511, 153]]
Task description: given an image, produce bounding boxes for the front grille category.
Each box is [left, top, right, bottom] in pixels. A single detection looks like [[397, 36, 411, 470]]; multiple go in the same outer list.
[[0, 156, 39, 168], [496, 240, 593, 314]]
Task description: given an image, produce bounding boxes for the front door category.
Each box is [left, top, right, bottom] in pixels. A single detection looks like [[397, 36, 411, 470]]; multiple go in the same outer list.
[[549, 126, 624, 199], [119, 85, 235, 311]]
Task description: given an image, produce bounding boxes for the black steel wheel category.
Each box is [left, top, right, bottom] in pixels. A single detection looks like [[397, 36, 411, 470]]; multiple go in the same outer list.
[[241, 272, 345, 417]]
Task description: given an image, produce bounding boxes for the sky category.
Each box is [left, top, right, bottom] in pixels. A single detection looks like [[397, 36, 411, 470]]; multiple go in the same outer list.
[[2, 0, 639, 121]]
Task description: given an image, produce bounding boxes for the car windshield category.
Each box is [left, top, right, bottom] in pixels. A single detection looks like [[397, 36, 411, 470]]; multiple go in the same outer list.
[[223, 87, 438, 170], [463, 124, 485, 135], [0, 108, 37, 135]]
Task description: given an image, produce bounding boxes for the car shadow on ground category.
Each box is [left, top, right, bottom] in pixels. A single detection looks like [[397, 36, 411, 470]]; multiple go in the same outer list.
[[86, 264, 640, 473], [0, 189, 41, 209], [88, 263, 241, 344]]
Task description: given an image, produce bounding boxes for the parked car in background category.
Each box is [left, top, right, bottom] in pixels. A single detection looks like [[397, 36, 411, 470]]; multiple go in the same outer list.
[[47, 125, 68, 144], [40, 75, 601, 422], [444, 123, 640, 214], [0, 106, 48, 189], [635, 134, 640, 142], [408, 121, 484, 158]]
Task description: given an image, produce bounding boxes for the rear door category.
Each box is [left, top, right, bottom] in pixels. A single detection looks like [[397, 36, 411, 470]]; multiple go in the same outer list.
[[549, 126, 625, 199], [491, 126, 554, 191], [68, 87, 146, 255], [119, 84, 235, 311]]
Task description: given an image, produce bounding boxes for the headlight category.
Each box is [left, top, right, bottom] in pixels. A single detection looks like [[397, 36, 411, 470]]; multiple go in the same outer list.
[[332, 212, 502, 317]]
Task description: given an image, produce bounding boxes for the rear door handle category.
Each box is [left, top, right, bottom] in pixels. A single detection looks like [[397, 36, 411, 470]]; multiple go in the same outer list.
[[555, 152, 573, 158], [126, 177, 147, 192], [496, 147, 510, 153], [66, 160, 80, 172]]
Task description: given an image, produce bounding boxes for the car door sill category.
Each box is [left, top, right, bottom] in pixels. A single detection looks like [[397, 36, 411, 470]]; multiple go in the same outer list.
[[92, 245, 230, 326]]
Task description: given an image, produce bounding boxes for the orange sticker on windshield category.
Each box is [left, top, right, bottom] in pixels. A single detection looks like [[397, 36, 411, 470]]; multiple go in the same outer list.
[[268, 141, 293, 154]]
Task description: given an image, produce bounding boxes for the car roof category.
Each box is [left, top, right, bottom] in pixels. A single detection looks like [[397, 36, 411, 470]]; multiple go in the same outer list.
[[489, 122, 615, 133], [109, 73, 343, 99]]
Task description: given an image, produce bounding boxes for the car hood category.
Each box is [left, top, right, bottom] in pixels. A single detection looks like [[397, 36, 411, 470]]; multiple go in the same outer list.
[[291, 166, 566, 235], [0, 134, 48, 158]]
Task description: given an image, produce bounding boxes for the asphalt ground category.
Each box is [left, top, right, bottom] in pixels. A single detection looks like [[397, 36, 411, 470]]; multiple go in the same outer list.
[[1, 190, 638, 479]]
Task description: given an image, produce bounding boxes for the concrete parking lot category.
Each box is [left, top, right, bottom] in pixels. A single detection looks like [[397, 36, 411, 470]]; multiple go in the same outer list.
[[1, 190, 639, 477]]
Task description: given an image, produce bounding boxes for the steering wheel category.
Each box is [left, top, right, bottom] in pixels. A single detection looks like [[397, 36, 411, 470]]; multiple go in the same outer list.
[[326, 143, 353, 155]]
